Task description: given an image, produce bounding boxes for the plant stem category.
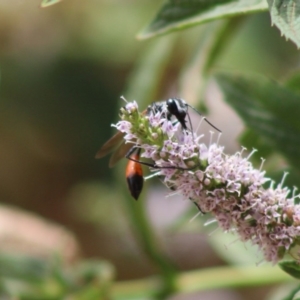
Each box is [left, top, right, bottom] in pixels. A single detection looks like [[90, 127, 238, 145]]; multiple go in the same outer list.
[[124, 198, 177, 299], [118, 37, 179, 298], [112, 264, 293, 300]]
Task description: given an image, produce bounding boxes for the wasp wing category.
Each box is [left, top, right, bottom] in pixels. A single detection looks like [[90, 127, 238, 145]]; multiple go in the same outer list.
[[109, 141, 133, 168], [95, 131, 125, 159], [96, 108, 147, 167]]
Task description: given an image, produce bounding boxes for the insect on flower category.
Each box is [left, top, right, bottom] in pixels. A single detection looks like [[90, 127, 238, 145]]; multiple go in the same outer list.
[[98, 100, 300, 265], [96, 98, 220, 200]]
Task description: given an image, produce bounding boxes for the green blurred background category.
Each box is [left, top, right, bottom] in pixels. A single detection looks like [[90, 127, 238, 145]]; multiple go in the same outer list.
[[0, 1, 299, 299]]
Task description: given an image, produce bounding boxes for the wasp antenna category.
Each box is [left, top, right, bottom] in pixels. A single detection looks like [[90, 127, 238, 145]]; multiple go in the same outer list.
[[187, 104, 221, 133], [187, 103, 203, 116], [187, 104, 222, 132], [203, 117, 222, 133]]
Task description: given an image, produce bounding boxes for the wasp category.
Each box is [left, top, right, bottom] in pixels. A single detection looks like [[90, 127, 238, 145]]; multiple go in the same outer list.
[[96, 98, 220, 200]]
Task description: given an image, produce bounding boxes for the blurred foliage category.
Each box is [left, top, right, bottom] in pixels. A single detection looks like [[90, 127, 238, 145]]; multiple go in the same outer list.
[[267, 0, 300, 48], [138, 0, 268, 39], [0, 0, 300, 299], [41, 0, 63, 7], [0, 253, 114, 300]]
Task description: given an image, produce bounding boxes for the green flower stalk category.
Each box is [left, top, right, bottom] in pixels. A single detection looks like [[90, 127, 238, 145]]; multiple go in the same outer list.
[[114, 99, 300, 264]]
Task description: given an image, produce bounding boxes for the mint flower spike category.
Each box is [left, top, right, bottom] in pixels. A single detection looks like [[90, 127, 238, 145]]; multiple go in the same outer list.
[[115, 99, 300, 264]]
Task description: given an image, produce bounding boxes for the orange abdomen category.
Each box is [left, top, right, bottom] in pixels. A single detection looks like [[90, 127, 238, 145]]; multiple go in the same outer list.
[[125, 151, 144, 200]]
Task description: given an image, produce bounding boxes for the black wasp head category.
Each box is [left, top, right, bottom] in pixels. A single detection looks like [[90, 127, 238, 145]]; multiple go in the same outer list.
[[166, 98, 188, 130]]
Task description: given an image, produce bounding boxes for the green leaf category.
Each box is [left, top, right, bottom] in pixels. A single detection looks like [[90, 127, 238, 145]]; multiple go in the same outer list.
[[267, 0, 300, 48], [215, 72, 300, 171], [40, 0, 63, 8], [138, 0, 268, 39], [279, 261, 300, 279]]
